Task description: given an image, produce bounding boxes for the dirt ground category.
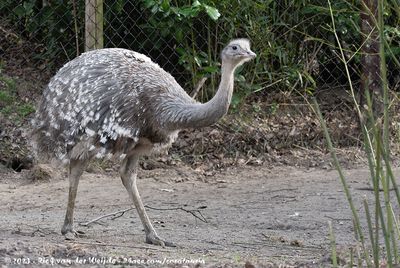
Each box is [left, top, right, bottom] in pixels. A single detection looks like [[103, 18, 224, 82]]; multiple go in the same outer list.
[[0, 161, 396, 267]]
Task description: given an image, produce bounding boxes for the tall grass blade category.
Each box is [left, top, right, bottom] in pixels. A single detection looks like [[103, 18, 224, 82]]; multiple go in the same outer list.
[[378, 0, 398, 263], [390, 204, 400, 242], [329, 221, 338, 267], [350, 247, 354, 268], [364, 197, 378, 267], [311, 97, 371, 267]]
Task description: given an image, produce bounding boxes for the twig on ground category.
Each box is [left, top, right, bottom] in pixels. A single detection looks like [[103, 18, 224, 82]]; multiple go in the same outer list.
[[80, 208, 134, 227], [232, 242, 258, 250], [16, 223, 58, 236], [356, 187, 396, 192], [67, 240, 172, 251], [80, 204, 207, 227], [145, 205, 208, 223], [0, 26, 20, 41], [324, 215, 352, 221]]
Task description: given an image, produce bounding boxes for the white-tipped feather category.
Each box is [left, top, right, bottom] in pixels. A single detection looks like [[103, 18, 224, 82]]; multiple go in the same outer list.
[[32, 40, 255, 162]]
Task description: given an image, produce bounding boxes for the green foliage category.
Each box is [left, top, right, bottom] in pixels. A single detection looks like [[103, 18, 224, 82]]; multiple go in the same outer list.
[[0, 106, 13, 116], [0, 76, 16, 94], [140, 0, 222, 93], [143, 0, 220, 20], [138, 0, 378, 104], [316, 1, 400, 265], [0, 75, 17, 113], [0, 90, 14, 105], [1, 0, 83, 68], [17, 103, 35, 117], [2, 0, 399, 108], [0, 74, 35, 121]]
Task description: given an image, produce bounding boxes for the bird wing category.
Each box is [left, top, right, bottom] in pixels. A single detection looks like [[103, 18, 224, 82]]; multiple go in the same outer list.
[[34, 48, 192, 159]]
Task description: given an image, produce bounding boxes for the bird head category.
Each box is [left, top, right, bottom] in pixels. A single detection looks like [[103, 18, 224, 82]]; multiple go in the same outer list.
[[221, 38, 256, 67]]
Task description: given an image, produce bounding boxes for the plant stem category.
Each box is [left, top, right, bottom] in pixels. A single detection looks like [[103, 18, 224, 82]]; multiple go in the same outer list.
[[329, 221, 338, 268], [364, 197, 378, 267], [312, 97, 370, 267]]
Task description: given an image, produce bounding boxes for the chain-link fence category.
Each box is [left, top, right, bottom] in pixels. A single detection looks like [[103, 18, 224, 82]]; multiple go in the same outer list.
[[1, 0, 399, 98]]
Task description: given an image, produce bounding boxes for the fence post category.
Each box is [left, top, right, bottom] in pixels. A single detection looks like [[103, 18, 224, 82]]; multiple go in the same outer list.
[[85, 0, 104, 51]]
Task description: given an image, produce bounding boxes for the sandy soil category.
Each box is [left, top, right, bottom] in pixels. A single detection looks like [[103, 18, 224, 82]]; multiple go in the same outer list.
[[0, 163, 397, 267]]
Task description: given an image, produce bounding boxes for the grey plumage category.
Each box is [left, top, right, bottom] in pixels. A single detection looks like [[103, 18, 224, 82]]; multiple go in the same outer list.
[[33, 48, 194, 161], [32, 39, 255, 246]]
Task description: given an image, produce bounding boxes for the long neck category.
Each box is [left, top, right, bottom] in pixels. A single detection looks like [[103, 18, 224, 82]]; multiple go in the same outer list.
[[166, 61, 236, 129]]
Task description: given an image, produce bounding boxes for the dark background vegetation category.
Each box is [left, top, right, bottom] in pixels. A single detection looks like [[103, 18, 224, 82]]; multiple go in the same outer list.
[[0, 0, 399, 170]]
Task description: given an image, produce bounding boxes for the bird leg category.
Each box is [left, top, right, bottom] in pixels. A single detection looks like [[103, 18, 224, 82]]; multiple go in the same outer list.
[[120, 154, 175, 247], [61, 158, 88, 239]]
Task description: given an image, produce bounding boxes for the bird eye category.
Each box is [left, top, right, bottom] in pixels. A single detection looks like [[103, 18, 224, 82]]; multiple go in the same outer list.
[[232, 45, 238, 50]]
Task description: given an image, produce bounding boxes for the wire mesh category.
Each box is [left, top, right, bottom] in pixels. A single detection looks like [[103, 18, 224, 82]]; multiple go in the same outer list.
[[0, 0, 399, 95]]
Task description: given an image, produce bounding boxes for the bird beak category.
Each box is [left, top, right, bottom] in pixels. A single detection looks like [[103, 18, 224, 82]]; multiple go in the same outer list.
[[247, 51, 256, 58]]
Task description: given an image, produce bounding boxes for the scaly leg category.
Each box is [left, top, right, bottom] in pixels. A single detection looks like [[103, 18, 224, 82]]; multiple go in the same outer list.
[[120, 154, 175, 247], [61, 158, 87, 239]]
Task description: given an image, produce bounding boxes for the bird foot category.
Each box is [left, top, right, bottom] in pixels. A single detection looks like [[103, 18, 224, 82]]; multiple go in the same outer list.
[[62, 229, 85, 240], [146, 233, 176, 247]]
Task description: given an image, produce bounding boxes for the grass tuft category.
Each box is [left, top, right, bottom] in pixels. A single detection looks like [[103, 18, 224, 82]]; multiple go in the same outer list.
[[313, 1, 400, 266]]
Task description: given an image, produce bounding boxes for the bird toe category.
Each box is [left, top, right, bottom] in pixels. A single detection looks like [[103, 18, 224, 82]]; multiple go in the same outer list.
[[63, 229, 85, 240], [146, 233, 176, 247]]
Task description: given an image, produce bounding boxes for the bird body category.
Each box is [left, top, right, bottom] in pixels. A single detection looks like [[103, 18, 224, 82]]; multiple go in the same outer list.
[[33, 48, 194, 162], [32, 39, 256, 246]]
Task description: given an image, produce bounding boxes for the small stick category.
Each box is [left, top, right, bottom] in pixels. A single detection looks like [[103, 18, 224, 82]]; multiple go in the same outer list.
[[144, 205, 208, 223], [356, 186, 396, 192], [67, 240, 172, 251], [190, 77, 207, 99], [81, 204, 208, 228], [0, 26, 19, 40], [80, 208, 134, 227]]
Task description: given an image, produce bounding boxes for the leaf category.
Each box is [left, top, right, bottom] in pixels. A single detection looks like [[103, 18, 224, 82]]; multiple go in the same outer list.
[[176, 47, 186, 56], [203, 66, 219, 73], [203, 4, 220, 21], [160, 27, 170, 37], [13, 6, 26, 18], [174, 29, 184, 42], [194, 56, 202, 67], [234, 75, 246, 82], [23, 1, 35, 15], [178, 6, 199, 18], [151, 5, 159, 14], [143, 0, 155, 9], [161, 0, 170, 12], [115, 0, 125, 14], [170, 7, 180, 16], [192, 0, 201, 8]]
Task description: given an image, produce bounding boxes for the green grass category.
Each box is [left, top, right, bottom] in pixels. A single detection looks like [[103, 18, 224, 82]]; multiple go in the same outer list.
[[0, 90, 14, 105], [17, 103, 35, 117], [0, 75, 16, 93], [314, 1, 400, 266], [0, 74, 35, 121]]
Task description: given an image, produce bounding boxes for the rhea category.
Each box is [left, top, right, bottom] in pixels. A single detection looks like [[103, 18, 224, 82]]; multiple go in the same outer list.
[[32, 39, 256, 246]]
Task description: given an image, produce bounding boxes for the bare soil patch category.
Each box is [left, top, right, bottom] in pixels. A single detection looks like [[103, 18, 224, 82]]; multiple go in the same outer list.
[[1, 164, 398, 267]]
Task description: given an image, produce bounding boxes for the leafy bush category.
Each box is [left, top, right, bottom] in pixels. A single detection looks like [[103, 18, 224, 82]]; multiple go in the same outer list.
[[0, 74, 35, 120], [1, 0, 399, 106], [135, 0, 399, 105], [1, 0, 83, 68]]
